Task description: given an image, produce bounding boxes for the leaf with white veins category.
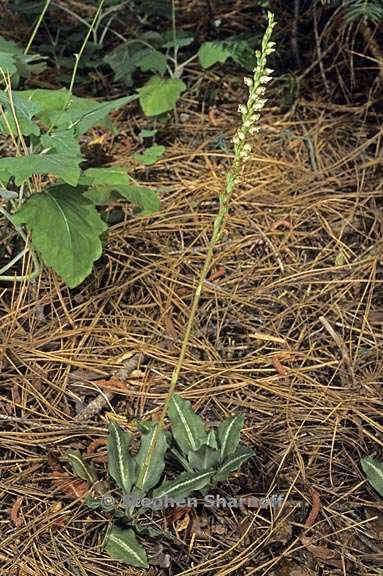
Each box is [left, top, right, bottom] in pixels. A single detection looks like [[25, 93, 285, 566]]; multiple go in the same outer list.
[[214, 446, 252, 482], [168, 394, 207, 456], [217, 414, 244, 461], [67, 449, 97, 484], [104, 526, 149, 568], [108, 421, 136, 493], [135, 422, 167, 493], [152, 470, 213, 500]]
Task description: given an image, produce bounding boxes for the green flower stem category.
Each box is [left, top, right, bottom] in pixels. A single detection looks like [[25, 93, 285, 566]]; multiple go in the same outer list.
[[24, 0, 53, 55], [135, 12, 276, 492], [67, 0, 105, 99]]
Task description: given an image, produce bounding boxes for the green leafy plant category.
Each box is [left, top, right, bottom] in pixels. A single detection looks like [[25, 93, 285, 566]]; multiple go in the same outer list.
[[103, 1, 263, 118], [0, 86, 160, 287], [0, 36, 46, 84], [66, 395, 251, 567]]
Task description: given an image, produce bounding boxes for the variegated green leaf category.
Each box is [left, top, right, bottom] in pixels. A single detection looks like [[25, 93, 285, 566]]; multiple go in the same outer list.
[[107, 422, 136, 493], [188, 445, 221, 472], [214, 446, 252, 482], [152, 470, 213, 500], [67, 449, 97, 484], [168, 394, 207, 456], [104, 526, 149, 568], [217, 414, 244, 460], [361, 456, 383, 496], [134, 422, 167, 493]]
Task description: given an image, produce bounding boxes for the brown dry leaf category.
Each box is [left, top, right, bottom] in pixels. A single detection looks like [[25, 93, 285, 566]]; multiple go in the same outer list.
[[175, 512, 191, 532], [51, 471, 89, 500], [9, 496, 23, 526], [301, 537, 343, 568], [167, 506, 192, 523], [86, 437, 107, 463]]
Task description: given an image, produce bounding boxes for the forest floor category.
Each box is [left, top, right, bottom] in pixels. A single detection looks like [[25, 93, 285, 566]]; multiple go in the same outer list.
[[1, 2, 383, 575]]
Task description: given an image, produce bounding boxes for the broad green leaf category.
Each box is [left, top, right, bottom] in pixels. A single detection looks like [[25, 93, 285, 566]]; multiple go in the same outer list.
[[135, 422, 167, 493], [80, 166, 131, 188], [136, 49, 167, 75], [40, 129, 81, 156], [108, 421, 136, 493], [198, 39, 256, 71], [138, 76, 186, 116], [162, 30, 194, 48], [188, 445, 221, 472], [83, 187, 114, 204], [0, 153, 81, 186], [12, 184, 107, 288], [217, 414, 244, 461], [67, 449, 97, 484], [0, 91, 41, 136], [168, 394, 207, 455], [198, 42, 232, 69], [213, 446, 252, 483], [0, 52, 17, 75], [138, 128, 157, 141], [12, 89, 136, 133], [104, 526, 149, 568], [0, 36, 46, 80], [80, 167, 160, 214], [48, 94, 137, 134], [118, 185, 160, 214], [361, 456, 383, 496], [134, 144, 165, 165], [152, 470, 213, 499]]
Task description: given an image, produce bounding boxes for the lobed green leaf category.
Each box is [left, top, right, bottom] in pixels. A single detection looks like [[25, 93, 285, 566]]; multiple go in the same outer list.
[[12, 184, 107, 287], [138, 76, 186, 116]]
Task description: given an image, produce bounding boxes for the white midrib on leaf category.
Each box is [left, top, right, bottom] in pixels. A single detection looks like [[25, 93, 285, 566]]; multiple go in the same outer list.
[[220, 417, 236, 457], [108, 534, 143, 564], [174, 398, 198, 450]]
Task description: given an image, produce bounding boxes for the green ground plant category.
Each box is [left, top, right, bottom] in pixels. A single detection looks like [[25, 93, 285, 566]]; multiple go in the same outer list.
[[0, 1, 161, 288]]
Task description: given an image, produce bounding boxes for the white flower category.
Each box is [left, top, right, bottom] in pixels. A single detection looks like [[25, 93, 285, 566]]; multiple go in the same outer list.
[[244, 77, 253, 87], [238, 104, 247, 114], [249, 126, 260, 134], [260, 76, 273, 83], [232, 134, 240, 145]]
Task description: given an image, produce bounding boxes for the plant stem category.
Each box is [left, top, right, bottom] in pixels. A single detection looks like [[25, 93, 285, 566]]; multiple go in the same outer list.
[[24, 0, 52, 55], [67, 0, 105, 98]]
